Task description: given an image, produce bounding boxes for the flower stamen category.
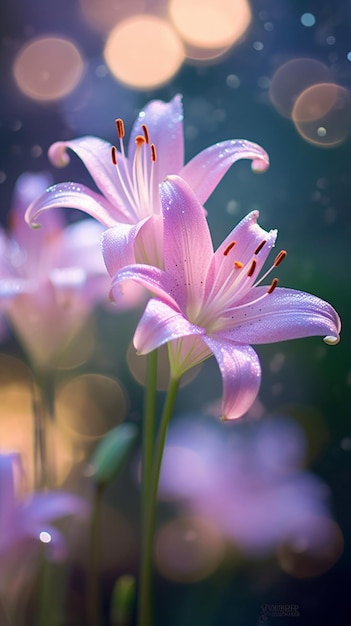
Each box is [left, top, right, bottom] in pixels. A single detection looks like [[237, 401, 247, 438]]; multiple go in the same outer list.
[[254, 239, 267, 254], [254, 249, 287, 287], [223, 241, 236, 256], [273, 250, 287, 267], [111, 145, 117, 165], [115, 118, 125, 139], [141, 124, 150, 144], [267, 277, 279, 294], [204, 241, 287, 325], [224, 277, 279, 317], [247, 259, 257, 277], [111, 118, 160, 221]]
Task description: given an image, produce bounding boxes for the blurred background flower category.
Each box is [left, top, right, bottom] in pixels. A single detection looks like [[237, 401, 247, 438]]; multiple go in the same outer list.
[[159, 413, 340, 561], [0, 172, 110, 370]]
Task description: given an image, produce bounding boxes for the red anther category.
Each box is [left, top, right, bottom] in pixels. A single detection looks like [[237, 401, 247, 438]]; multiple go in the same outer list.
[[254, 240, 267, 255], [115, 118, 125, 139], [267, 278, 279, 294], [111, 146, 117, 165], [150, 143, 157, 162], [135, 135, 146, 146], [273, 250, 287, 267], [247, 259, 257, 277], [234, 261, 244, 269], [223, 241, 236, 256], [142, 124, 150, 144]]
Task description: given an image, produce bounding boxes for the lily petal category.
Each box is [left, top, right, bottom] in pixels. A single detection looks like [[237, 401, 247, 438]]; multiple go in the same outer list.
[[51, 219, 106, 272], [132, 214, 163, 267], [102, 222, 148, 278], [203, 336, 262, 420], [209, 211, 277, 296], [25, 182, 124, 228], [129, 94, 184, 182], [134, 299, 205, 355], [161, 175, 214, 310], [23, 492, 87, 524], [110, 264, 180, 311], [48, 136, 130, 212], [180, 139, 269, 205], [218, 287, 341, 345]]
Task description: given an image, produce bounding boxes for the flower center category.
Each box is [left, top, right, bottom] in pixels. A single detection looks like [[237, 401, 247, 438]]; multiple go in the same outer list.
[[197, 239, 287, 331], [111, 118, 158, 222]]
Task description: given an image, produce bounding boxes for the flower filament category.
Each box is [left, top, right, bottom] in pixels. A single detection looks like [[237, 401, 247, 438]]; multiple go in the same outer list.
[[195, 238, 287, 330], [111, 118, 158, 222]]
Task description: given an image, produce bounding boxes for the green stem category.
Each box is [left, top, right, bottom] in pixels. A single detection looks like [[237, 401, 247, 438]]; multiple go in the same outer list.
[[142, 350, 158, 519], [87, 483, 104, 626], [37, 554, 56, 626], [137, 351, 158, 626], [32, 369, 56, 490], [137, 375, 181, 626]]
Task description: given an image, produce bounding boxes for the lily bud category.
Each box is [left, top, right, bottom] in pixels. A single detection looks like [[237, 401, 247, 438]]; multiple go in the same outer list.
[[110, 574, 136, 626], [91, 422, 138, 487]]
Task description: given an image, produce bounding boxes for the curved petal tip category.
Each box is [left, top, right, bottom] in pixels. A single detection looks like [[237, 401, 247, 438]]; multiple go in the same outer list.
[[220, 413, 242, 422], [48, 142, 71, 168], [251, 157, 270, 174]]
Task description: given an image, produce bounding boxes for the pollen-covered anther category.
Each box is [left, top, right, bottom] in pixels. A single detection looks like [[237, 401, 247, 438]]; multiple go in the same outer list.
[[267, 277, 279, 294], [115, 118, 125, 139], [223, 241, 236, 256], [254, 239, 267, 255], [273, 250, 287, 267], [247, 259, 257, 277], [234, 261, 244, 269], [111, 146, 118, 165], [141, 124, 150, 144], [150, 144, 157, 162]]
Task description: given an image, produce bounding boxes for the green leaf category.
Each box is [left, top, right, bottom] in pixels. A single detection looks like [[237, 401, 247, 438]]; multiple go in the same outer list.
[[91, 422, 138, 486], [110, 574, 136, 626]]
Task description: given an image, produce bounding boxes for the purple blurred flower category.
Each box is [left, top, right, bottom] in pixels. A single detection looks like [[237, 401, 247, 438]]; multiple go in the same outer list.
[[25, 95, 269, 276], [159, 415, 333, 556], [109, 176, 341, 420], [0, 172, 113, 369], [0, 453, 85, 563]]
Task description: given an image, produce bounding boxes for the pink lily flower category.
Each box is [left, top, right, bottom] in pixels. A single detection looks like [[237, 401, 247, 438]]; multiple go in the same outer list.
[[0, 453, 85, 564], [0, 173, 111, 369], [108, 175, 341, 420], [25, 95, 269, 275]]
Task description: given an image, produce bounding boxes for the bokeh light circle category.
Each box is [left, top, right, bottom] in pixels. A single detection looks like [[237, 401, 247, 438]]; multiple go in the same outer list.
[[269, 58, 333, 118], [278, 517, 344, 578], [169, 0, 251, 53], [292, 83, 351, 147], [155, 516, 225, 582], [79, 0, 145, 34], [300, 13, 316, 27], [55, 374, 128, 440], [0, 354, 75, 487], [13, 36, 85, 101], [103, 16, 185, 89]]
